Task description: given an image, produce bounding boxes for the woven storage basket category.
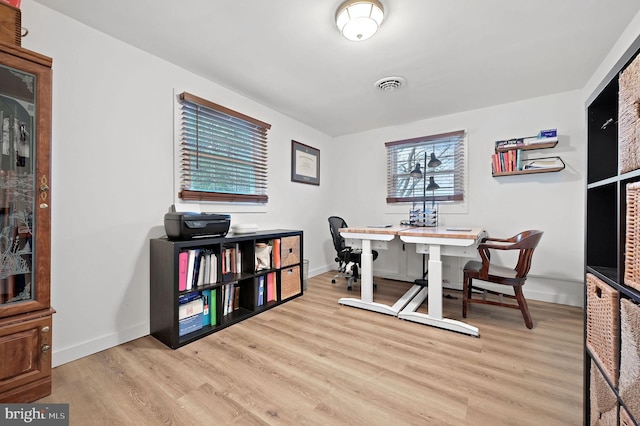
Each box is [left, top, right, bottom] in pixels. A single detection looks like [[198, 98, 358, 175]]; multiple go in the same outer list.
[[626, 182, 640, 291], [620, 407, 634, 426], [620, 54, 640, 174], [587, 273, 620, 386], [590, 361, 617, 425], [280, 236, 301, 268], [620, 298, 640, 422], [280, 265, 301, 300]]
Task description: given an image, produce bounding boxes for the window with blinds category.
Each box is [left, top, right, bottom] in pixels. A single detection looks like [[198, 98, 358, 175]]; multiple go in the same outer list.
[[179, 92, 271, 203], [385, 130, 465, 204]]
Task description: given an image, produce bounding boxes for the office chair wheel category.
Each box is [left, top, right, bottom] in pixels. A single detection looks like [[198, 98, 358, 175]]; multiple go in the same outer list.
[[331, 279, 336, 284]]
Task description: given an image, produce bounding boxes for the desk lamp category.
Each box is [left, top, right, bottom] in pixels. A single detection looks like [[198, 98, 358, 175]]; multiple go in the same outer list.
[[410, 151, 440, 286]]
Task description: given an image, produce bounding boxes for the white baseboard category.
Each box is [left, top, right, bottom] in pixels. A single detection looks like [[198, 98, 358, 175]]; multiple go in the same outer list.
[[52, 322, 149, 367]]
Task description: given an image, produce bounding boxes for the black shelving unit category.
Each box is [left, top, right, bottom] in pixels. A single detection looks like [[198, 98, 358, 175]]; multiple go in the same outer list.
[[585, 35, 640, 425], [150, 229, 303, 349]]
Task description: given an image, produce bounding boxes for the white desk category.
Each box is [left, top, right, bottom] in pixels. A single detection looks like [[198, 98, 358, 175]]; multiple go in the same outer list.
[[338, 225, 421, 316], [398, 227, 486, 336]]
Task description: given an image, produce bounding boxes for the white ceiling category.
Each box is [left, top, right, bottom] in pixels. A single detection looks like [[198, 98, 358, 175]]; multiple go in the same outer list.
[[33, 0, 640, 136]]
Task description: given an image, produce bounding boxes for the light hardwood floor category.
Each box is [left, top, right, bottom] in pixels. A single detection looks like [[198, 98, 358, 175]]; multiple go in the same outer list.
[[38, 272, 584, 425]]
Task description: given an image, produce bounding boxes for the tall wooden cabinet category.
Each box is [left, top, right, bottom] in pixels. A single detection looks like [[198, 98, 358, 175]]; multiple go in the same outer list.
[[0, 42, 53, 403], [585, 36, 640, 425]]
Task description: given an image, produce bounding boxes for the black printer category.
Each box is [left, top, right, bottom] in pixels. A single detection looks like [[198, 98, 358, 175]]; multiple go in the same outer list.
[[164, 212, 231, 240]]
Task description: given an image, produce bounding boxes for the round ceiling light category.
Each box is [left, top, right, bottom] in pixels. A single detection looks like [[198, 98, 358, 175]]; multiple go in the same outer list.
[[335, 0, 385, 42]]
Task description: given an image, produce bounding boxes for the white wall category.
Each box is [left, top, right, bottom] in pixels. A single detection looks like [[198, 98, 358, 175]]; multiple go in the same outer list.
[[21, 1, 333, 367], [331, 91, 586, 306], [20, 0, 640, 367]]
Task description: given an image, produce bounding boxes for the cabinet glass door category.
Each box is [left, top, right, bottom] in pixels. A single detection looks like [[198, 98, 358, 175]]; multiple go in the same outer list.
[[0, 64, 36, 306]]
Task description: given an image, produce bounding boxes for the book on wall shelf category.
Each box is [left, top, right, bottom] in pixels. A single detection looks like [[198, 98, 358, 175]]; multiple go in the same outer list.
[[522, 157, 564, 170]]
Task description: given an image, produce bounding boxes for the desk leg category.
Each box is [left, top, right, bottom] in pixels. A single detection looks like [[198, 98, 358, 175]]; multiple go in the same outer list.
[[339, 239, 420, 316], [398, 244, 479, 337], [428, 245, 443, 319], [361, 239, 373, 303]]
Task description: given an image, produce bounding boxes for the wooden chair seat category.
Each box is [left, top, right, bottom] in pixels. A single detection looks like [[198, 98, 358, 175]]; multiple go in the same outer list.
[[462, 230, 544, 329]]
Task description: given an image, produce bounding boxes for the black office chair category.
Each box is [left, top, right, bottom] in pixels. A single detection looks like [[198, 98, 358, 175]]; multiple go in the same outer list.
[[328, 216, 378, 290]]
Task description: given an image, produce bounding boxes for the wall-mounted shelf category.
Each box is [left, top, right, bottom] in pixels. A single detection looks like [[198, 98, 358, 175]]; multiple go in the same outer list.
[[495, 140, 558, 152], [491, 133, 563, 177], [492, 156, 565, 176]]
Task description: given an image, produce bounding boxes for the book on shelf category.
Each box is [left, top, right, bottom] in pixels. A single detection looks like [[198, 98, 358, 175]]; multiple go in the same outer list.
[[178, 251, 188, 291], [192, 249, 203, 289], [268, 272, 277, 302], [233, 283, 240, 311], [495, 138, 526, 150], [210, 288, 217, 326], [272, 239, 281, 269], [201, 289, 211, 326], [222, 282, 240, 315], [203, 251, 211, 286], [197, 255, 206, 287], [178, 293, 204, 337], [186, 249, 199, 291], [235, 243, 242, 273], [257, 275, 265, 306], [179, 294, 203, 320], [522, 157, 563, 170], [179, 312, 203, 336], [524, 128, 558, 145]]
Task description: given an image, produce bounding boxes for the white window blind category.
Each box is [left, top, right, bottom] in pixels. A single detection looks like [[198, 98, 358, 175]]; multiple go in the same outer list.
[[179, 92, 271, 203], [385, 130, 465, 203]]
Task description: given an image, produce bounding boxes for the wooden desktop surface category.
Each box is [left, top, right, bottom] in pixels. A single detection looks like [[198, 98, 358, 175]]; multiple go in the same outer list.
[[340, 225, 484, 240], [339, 224, 415, 235], [397, 226, 485, 240]]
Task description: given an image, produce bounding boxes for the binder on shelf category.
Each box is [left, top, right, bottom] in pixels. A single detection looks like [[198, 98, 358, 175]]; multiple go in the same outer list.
[[273, 239, 281, 269], [235, 243, 242, 273], [209, 253, 217, 283], [186, 249, 198, 291], [179, 313, 203, 336], [267, 272, 276, 302], [197, 254, 206, 287], [178, 251, 188, 291], [202, 289, 211, 326], [210, 288, 217, 326], [233, 283, 240, 311], [192, 250, 202, 288], [203, 251, 210, 286], [179, 295, 203, 320], [258, 275, 265, 306]]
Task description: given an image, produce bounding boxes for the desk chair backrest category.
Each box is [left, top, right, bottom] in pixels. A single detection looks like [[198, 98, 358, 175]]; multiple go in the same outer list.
[[477, 229, 544, 280], [463, 229, 543, 329], [328, 216, 348, 255]]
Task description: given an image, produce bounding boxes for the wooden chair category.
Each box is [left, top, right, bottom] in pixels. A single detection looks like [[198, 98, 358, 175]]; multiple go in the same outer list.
[[462, 230, 543, 329]]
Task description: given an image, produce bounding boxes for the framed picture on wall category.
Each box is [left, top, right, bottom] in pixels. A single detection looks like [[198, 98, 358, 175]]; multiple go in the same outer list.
[[291, 140, 320, 185]]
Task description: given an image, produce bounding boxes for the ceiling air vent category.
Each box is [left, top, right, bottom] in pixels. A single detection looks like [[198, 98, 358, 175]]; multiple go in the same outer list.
[[374, 76, 407, 92]]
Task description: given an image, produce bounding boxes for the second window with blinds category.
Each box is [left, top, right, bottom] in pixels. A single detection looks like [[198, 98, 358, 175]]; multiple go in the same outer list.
[[385, 130, 466, 205]]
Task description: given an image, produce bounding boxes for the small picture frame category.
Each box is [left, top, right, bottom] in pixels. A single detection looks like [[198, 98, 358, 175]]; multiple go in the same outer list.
[[291, 140, 320, 185]]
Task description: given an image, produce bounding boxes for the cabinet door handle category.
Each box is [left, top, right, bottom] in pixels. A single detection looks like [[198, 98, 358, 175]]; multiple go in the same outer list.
[[39, 175, 49, 209], [41, 344, 51, 353]]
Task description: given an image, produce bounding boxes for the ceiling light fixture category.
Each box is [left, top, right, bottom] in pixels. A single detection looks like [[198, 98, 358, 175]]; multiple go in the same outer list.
[[335, 0, 384, 42]]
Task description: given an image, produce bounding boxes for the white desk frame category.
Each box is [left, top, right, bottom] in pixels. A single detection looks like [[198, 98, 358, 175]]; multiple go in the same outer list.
[[398, 227, 486, 337], [338, 226, 421, 316]]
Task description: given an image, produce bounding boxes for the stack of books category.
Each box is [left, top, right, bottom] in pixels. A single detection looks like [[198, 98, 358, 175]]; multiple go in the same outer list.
[[178, 292, 204, 336]]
